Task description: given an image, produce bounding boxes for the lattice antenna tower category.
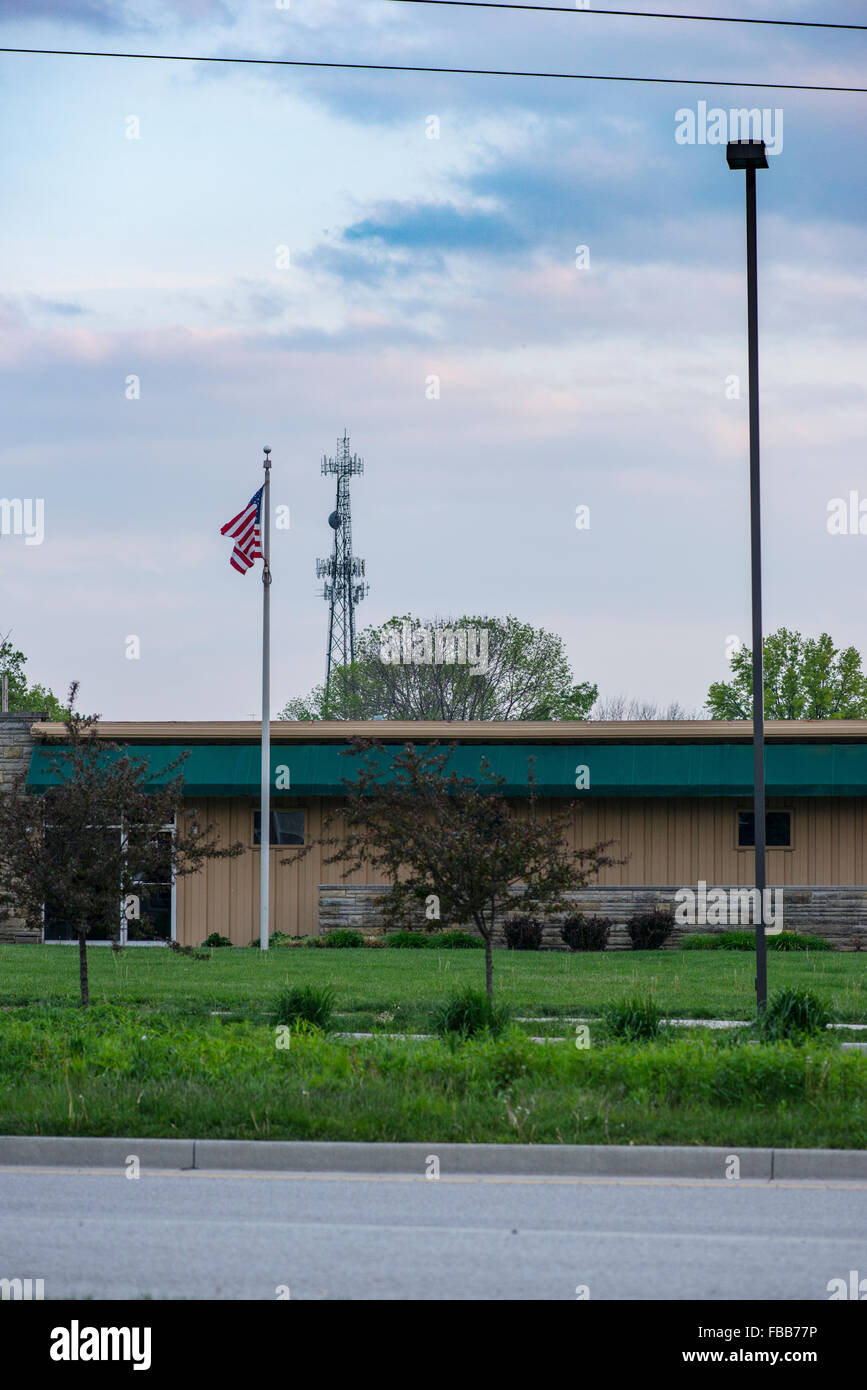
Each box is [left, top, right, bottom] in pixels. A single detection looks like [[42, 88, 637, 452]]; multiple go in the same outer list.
[[315, 431, 368, 695]]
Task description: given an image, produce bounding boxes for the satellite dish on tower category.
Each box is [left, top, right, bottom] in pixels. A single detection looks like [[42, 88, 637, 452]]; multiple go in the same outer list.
[[328, 511, 341, 530]]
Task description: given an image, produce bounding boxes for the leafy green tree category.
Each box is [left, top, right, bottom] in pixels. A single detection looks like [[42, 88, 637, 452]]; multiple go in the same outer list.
[[0, 634, 67, 719], [280, 614, 597, 722], [707, 628, 867, 720]]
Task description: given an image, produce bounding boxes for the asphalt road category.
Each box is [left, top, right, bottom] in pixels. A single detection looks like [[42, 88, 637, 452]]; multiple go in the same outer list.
[[2, 1167, 866, 1300]]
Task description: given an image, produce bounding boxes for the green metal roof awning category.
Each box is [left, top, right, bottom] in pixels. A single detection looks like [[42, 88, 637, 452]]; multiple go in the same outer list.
[[24, 741, 867, 797]]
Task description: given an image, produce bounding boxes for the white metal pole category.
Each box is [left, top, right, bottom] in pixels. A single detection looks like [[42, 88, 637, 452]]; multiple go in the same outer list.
[[260, 447, 272, 951]]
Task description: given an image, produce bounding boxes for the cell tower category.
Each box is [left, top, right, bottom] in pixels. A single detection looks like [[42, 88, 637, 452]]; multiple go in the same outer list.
[[316, 431, 368, 694]]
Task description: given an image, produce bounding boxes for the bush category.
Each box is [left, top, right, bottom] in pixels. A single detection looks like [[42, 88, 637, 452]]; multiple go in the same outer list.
[[169, 941, 211, 960], [605, 995, 664, 1042], [770, 931, 832, 952], [758, 987, 832, 1042], [503, 915, 543, 950], [627, 911, 674, 951], [385, 930, 430, 948], [432, 988, 510, 1040], [560, 914, 612, 952], [273, 983, 336, 1030], [712, 930, 832, 952], [717, 930, 760, 950], [323, 930, 364, 949], [679, 933, 720, 950], [433, 930, 485, 949], [269, 931, 293, 947], [201, 933, 232, 949]]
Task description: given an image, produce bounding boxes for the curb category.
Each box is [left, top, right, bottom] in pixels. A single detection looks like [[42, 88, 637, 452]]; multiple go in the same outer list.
[[2, 1135, 867, 1179], [0, 1136, 195, 1169]]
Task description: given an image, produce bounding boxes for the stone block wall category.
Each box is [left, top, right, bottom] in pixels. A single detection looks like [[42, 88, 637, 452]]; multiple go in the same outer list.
[[317, 883, 867, 950], [0, 712, 45, 942]]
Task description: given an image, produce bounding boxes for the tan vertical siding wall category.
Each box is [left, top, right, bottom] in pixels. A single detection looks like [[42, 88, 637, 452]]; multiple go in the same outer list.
[[175, 795, 867, 945]]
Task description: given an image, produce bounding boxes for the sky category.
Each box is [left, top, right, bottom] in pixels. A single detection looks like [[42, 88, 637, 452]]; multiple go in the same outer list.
[[0, 0, 866, 720]]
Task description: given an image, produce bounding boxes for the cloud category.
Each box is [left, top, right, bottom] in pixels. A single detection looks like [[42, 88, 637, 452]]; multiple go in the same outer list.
[[0, 0, 237, 31], [0, 0, 121, 27], [302, 199, 531, 286], [344, 201, 528, 254], [28, 295, 87, 317]]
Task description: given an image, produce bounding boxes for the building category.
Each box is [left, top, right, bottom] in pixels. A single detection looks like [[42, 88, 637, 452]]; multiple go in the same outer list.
[[6, 715, 867, 948]]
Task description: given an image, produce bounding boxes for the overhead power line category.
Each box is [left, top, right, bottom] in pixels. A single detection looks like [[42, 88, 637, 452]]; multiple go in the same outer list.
[[384, 0, 867, 33], [0, 46, 864, 94]]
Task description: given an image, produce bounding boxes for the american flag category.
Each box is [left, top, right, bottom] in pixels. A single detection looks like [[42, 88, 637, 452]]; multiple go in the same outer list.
[[221, 487, 264, 574]]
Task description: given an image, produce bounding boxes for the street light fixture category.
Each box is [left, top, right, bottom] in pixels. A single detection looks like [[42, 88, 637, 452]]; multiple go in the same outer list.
[[727, 138, 769, 1013]]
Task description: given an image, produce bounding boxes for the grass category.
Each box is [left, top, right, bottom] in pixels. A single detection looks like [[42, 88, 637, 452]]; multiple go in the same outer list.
[[2, 942, 865, 1027], [1, 1002, 865, 1147], [1, 944, 865, 1147]]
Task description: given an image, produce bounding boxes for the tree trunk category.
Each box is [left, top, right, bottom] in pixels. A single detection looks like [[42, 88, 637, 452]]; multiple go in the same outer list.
[[78, 929, 90, 1009], [484, 934, 494, 1003]]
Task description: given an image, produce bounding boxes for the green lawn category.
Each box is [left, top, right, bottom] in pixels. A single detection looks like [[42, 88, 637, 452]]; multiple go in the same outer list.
[[1, 945, 865, 1148], [1, 942, 864, 1027]]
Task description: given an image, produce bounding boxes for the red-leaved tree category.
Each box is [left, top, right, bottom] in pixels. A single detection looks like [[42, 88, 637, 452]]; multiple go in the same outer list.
[[318, 739, 618, 1001]]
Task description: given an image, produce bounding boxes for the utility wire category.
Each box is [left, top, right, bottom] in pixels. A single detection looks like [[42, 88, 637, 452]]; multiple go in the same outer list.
[[0, 47, 864, 93], [383, 0, 867, 34]]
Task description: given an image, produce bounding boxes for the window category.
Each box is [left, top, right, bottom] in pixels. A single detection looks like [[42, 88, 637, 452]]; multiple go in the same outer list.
[[737, 810, 792, 849], [43, 827, 119, 942], [42, 823, 175, 943], [128, 830, 173, 942], [253, 810, 305, 847]]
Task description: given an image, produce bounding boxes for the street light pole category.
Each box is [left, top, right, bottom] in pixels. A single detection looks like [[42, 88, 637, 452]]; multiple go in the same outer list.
[[727, 139, 769, 1012]]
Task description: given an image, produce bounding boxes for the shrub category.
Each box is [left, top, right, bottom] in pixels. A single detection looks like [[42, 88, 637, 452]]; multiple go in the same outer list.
[[273, 983, 336, 1030], [769, 931, 832, 952], [503, 915, 543, 950], [323, 930, 364, 949], [169, 941, 211, 960], [758, 987, 832, 1042], [385, 930, 430, 948], [627, 911, 674, 951], [432, 988, 510, 1040], [680, 933, 720, 950], [201, 933, 232, 949], [560, 914, 612, 952], [717, 930, 759, 950], [712, 929, 832, 952], [433, 930, 485, 949], [269, 931, 293, 947], [605, 995, 664, 1041]]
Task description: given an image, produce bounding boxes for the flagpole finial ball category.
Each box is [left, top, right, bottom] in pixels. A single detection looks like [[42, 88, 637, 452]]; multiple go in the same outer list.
[[264, 446, 271, 454]]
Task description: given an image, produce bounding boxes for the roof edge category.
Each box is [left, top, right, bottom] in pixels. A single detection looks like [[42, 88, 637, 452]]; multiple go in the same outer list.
[[28, 718, 867, 745]]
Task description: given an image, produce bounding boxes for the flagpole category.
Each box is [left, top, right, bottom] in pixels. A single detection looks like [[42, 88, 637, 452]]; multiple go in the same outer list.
[[260, 446, 272, 952]]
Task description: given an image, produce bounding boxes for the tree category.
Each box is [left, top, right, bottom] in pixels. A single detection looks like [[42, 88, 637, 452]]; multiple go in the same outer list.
[[280, 614, 597, 722], [0, 634, 67, 719], [0, 685, 244, 1007], [706, 629, 867, 720], [315, 739, 617, 1000], [591, 695, 698, 720]]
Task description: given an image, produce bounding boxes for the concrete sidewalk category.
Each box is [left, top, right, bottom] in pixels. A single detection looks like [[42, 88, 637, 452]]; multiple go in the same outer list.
[[2, 1135, 867, 1180]]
